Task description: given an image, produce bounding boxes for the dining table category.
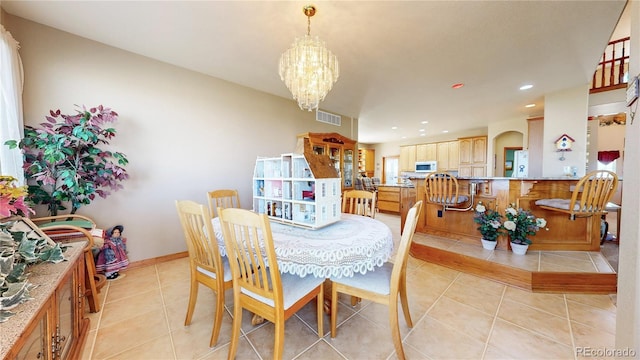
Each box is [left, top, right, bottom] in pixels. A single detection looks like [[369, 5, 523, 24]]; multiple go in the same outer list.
[[211, 213, 394, 279]]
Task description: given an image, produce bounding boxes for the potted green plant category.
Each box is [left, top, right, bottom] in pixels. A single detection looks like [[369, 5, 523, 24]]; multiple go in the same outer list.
[[504, 204, 548, 255], [5, 105, 129, 216], [473, 201, 504, 250]]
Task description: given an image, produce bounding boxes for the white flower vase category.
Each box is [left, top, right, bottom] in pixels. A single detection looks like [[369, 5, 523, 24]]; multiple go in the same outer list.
[[510, 242, 529, 255], [481, 239, 497, 250]]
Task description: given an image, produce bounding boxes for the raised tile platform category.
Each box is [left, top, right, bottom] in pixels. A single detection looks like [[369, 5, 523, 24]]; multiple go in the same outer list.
[[410, 232, 617, 294]]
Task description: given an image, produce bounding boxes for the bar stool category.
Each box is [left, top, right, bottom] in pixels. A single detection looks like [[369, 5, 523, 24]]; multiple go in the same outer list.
[[424, 171, 473, 212], [535, 170, 618, 246]]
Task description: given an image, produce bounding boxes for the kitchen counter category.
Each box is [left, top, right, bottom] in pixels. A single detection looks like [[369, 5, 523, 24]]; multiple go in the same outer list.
[[377, 184, 417, 229], [408, 175, 621, 181], [410, 177, 609, 251], [376, 183, 415, 188]]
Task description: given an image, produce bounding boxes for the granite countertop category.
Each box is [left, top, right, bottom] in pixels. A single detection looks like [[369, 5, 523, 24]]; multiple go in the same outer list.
[[0, 241, 85, 358]]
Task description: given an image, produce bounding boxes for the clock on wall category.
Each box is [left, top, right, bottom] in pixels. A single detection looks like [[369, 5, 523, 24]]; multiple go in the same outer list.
[[554, 133, 574, 161]]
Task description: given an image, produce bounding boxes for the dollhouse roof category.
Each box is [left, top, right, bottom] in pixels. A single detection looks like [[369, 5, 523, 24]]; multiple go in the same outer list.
[[296, 138, 340, 179]]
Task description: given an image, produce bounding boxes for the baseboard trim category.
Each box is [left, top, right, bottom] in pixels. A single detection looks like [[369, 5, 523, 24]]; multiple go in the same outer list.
[[125, 251, 188, 271]]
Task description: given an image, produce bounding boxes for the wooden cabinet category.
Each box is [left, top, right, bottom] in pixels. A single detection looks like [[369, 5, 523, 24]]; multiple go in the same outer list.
[[253, 153, 342, 229], [416, 143, 437, 162], [448, 141, 459, 170], [377, 185, 417, 230], [436, 141, 459, 171], [298, 132, 356, 191], [399, 145, 416, 172], [6, 244, 88, 360], [458, 136, 487, 177], [358, 148, 375, 178], [377, 186, 401, 213]]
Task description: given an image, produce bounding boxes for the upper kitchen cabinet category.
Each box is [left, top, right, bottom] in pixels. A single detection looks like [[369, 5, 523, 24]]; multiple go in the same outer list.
[[458, 136, 487, 177], [297, 132, 357, 191], [436, 141, 459, 171], [399, 145, 417, 172], [416, 143, 437, 162]]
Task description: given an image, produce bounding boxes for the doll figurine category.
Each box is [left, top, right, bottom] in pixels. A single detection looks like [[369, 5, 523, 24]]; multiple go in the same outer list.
[[95, 225, 129, 280]]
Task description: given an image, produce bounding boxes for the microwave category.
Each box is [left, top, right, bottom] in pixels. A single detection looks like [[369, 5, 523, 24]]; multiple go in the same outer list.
[[415, 161, 437, 172]]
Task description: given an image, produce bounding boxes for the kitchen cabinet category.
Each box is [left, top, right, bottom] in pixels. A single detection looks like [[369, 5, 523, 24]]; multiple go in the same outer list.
[[298, 132, 356, 191], [358, 148, 375, 177], [436, 141, 459, 171], [399, 145, 416, 172], [377, 186, 401, 213], [416, 143, 437, 162], [5, 243, 88, 360], [458, 136, 487, 177], [378, 185, 417, 226], [253, 153, 342, 229]]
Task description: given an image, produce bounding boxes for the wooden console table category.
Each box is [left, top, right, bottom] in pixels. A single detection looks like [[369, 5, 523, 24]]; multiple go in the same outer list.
[[1, 242, 89, 359]]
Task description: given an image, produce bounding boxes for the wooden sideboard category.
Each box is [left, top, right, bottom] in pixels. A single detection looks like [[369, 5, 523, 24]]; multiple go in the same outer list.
[[2, 243, 89, 359], [411, 177, 606, 251]]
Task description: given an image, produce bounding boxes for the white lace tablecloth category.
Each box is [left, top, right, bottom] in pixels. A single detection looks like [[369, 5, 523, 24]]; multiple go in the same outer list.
[[212, 214, 393, 279]]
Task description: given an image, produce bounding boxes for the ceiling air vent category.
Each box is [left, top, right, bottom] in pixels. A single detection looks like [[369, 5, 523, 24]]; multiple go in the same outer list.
[[316, 110, 341, 126]]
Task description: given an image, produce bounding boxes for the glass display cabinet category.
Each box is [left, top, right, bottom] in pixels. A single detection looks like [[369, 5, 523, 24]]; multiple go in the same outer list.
[[297, 132, 357, 191]]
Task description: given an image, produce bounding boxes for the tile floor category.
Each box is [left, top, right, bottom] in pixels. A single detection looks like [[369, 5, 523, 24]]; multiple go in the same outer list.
[[81, 213, 617, 360]]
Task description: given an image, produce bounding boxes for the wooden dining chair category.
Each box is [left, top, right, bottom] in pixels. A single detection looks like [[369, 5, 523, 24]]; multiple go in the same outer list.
[[330, 200, 423, 360], [207, 189, 241, 218], [535, 170, 618, 220], [424, 171, 471, 212], [175, 200, 233, 347], [342, 189, 377, 218], [218, 207, 324, 360]]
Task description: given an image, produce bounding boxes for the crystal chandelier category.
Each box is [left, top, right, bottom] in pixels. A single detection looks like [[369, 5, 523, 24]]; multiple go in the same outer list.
[[279, 5, 339, 111]]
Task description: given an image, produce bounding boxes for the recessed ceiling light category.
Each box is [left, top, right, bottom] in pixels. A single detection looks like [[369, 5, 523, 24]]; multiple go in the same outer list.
[[419, 129, 425, 132], [401, 136, 407, 139], [442, 130, 449, 133], [420, 133, 426, 136], [391, 126, 398, 130], [421, 121, 428, 124], [452, 83, 464, 89], [525, 103, 536, 108], [520, 84, 533, 90]]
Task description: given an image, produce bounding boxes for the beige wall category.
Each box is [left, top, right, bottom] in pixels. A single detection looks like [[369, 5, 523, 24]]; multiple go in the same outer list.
[[494, 131, 523, 177], [542, 85, 590, 177], [487, 117, 528, 177], [4, 13, 357, 262]]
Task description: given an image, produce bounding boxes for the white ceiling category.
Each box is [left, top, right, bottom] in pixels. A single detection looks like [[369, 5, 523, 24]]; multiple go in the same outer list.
[[1, 1, 629, 144]]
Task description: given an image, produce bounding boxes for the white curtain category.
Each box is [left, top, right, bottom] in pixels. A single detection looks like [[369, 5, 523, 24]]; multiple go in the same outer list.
[[0, 25, 25, 185]]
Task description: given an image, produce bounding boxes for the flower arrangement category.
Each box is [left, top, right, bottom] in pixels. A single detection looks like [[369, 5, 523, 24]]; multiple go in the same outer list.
[[0, 176, 34, 218], [504, 204, 547, 245], [473, 202, 503, 241]]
